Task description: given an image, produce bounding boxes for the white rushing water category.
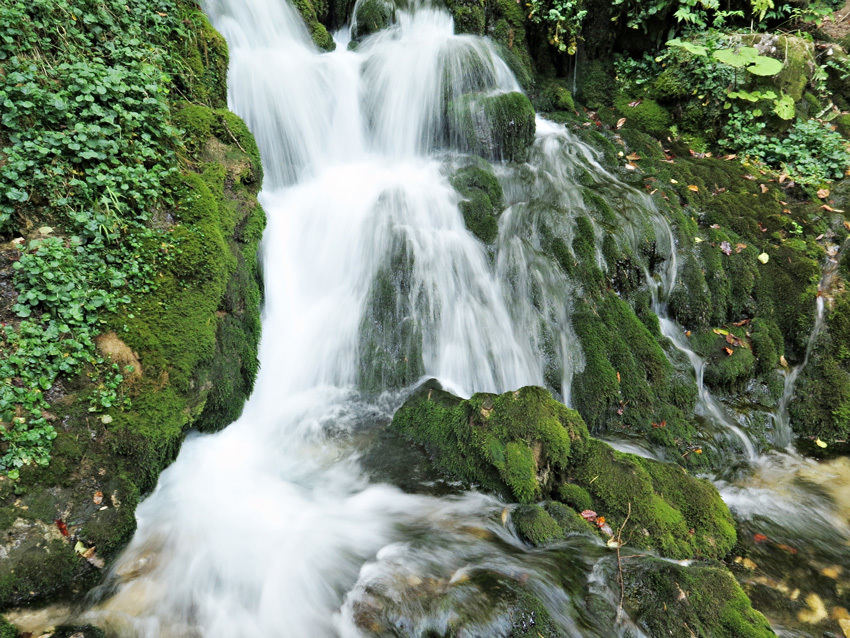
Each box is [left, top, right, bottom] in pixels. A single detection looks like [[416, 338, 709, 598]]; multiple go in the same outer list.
[[27, 1, 844, 636]]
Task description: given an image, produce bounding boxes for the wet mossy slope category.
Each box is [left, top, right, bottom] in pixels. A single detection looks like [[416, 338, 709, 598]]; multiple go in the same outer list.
[[0, 0, 264, 608], [393, 380, 736, 561]]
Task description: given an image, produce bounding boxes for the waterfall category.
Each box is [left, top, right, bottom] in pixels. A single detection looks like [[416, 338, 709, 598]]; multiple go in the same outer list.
[[35, 1, 848, 636]]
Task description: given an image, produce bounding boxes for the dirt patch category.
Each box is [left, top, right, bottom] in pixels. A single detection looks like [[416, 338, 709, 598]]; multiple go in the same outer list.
[[94, 332, 143, 380]]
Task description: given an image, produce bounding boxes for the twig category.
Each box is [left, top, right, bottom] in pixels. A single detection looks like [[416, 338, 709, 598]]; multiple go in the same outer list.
[[616, 501, 632, 622], [222, 118, 248, 155]]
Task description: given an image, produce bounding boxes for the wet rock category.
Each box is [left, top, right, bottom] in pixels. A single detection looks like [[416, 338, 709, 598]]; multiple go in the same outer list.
[[391, 380, 736, 559], [449, 91, 536, 162]]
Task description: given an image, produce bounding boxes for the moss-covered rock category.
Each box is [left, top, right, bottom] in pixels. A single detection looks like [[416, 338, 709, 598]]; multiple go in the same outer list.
[[575, 60, 616, 110], [613, 95, 671, 137], [511, 504, 564, 545], [450, 91, 537, 162], [0, 0, 265, 609], [291, 0, 336, 50], [391, 380, 736, 559], [351, 0, 394, 41], [625, 558, 776, 638], [451, 163, 505, 243]]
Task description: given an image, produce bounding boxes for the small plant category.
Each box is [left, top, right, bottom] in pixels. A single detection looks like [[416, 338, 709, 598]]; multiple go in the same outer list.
[[526, 0, 587, 54]]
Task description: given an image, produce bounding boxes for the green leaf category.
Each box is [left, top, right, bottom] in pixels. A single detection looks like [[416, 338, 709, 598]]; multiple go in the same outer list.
[[773, 94, 795, 120], [666, 38, 708, 56], [747, 55, 783, 76], [713, 46, 759, 68]]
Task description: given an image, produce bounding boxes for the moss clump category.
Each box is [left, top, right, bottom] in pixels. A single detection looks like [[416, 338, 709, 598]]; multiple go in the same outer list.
[[451, 164, 505, 243], [351, 0, 394, 41], [392, 380, 736, 559], [450, 91, 536, 162], [544, 500, 595, 534], [614, 96, 671, 137], [445, 0, 486, 35], [511, 504, 564, 546], [0, 618, 15, 638], [0, 539, 79, 605], [575, 60, 616, 110], [625, 559, 775, 638], [291, 0, 335, 50], [557, 483, 592, 512], [534, 79, 575, 113]]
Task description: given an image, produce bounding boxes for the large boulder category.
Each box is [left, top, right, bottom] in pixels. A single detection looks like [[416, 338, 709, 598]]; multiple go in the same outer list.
[[391, 380, 736, 560]]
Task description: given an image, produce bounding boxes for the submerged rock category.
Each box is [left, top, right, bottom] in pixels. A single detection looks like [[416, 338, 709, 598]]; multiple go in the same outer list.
[[391, 380, 736, 560]]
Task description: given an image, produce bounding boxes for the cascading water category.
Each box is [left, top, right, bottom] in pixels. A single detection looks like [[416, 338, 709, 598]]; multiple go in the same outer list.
[[48, 3, 640, 636], [16, 0, 847, 636]]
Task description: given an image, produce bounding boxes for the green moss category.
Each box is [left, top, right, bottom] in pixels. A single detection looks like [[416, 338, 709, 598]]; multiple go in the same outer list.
[[534, 79, 575, 113], [652, 67, 691, 102], [511, 504, 564, 546], [290, 0, 336, 50], [575, 60, 616, 110], [570, 438, 735, 558], [505, 442, 539, 503], [450, 91, 536, 162], [392, 381, 735, 559], [0, 616, 16, 638], [544, 500, 595, 534], [625, 559, 775, 638], [557, 482, 592, 511], [446, 0, 486, 34], [351, 0, 394, 41], [0, 539, 79, 606], [451, 164, 505, 243], [614, 96, 671, 137]]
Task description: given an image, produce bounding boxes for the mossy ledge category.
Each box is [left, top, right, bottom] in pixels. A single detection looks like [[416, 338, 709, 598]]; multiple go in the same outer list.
[[0, 2, 265, 609], [391, 380, 736, 560]]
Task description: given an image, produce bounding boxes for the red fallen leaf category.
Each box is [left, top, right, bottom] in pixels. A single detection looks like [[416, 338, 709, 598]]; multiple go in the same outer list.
[[93, 490, 103, 505], [732, 319, 751, 327], [596, 516, 606, 526], [754, 533, 768, 543], [55, 519, 69, 537], [776, 543, 798, 554], [652, 420, 667, 428], [724, 347, 734, 356], [580, 510, 597, 522], [628, 100, 642, 107], [720, 241, 732, 255]]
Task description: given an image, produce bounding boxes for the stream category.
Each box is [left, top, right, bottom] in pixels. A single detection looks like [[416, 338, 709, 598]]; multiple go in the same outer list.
[[14, 0, 850, 635]]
